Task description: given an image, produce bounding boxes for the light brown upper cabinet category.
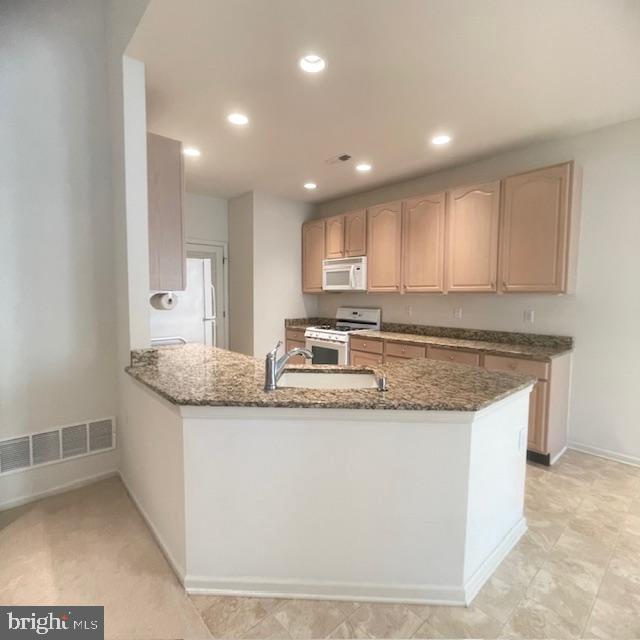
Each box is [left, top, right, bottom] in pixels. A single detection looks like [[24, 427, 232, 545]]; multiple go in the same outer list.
[[446, 181, 500, 292], [325, 215, 345, 259], [344, 209, 367, 257], [500, 162, 573, 293], [367, 201, 403, 292], [147, 132, 186, 291], [302, 219, 326, 293], [402, 192, 446, 293]]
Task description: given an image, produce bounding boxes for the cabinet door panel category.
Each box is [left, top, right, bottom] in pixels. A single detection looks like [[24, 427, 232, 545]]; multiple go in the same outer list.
[[402, 193, 446, 292], [385, 341, 426, 359], [325, 215, 345, 259], [528, 380, 548, 453], [302, 220, 325, 292], [501, 163, 571, 293], [367, 202, 402, 292], [484, 354, 549, 380], [344, 209, 367, 257], [285, 338, 309, 365], [384, 354, 411, 363], [427, 347, 480, 367], [446, 181, 500, 292], [350, 337, 384, 354], [147, 133, 186, 291], [350, 350, 384, 366]]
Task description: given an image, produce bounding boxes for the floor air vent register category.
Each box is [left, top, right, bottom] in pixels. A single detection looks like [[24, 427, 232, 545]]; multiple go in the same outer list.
[[0, 418, 115, 475]]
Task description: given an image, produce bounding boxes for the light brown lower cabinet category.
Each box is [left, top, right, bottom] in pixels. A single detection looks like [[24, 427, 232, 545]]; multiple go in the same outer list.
[[484, 352, 570, 463], [385, 341, 426, 359], [344, 329, 571, 464], [350, 350, 384, 366], [384, 354, 413, 363], [427, 346, 481, 367], [527, 381, 548, 453], [285, 328, 308, 364]]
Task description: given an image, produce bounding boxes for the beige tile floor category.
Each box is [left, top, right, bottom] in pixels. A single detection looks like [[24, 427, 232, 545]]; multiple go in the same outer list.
[[1, 450, 639, 639]]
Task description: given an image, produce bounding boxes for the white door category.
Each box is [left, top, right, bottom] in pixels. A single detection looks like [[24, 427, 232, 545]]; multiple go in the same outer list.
[[187, 243, 228, 349]]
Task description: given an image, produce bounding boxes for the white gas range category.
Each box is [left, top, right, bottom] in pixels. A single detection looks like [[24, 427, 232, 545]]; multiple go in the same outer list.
[[304, 307, 381, 365]]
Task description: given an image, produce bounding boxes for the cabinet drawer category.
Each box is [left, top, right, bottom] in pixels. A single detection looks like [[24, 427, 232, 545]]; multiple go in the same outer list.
[[484, 355, 548, 380], [285, 327, 306, 341], [385, 341, 426, 359], [350, 337, 383, 354], [428, 346, 480, 367], [385, 354, 412, 363], [350, 350, 384, 366]]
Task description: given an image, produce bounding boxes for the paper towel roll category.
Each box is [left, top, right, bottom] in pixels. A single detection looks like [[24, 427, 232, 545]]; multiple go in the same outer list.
[[150, 292, 178, 311]]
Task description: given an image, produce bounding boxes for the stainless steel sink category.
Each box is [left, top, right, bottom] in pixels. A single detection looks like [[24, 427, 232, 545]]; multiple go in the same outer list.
[[277, 371, 378, 390]]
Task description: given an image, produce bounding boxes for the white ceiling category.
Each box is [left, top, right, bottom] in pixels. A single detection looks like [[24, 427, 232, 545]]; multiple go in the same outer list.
[[127, 0, 640, 203]]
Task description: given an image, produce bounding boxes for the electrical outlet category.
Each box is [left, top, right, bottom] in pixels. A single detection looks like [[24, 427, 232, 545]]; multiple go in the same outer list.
[[405, 305, 412, 318], [453, 307, 463, 320], [524, 309, 535, 324]]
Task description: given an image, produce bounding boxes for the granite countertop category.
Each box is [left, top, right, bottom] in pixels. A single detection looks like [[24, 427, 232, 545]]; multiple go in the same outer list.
[[126, 343, 533, 412], [285, 319, 573, 361]]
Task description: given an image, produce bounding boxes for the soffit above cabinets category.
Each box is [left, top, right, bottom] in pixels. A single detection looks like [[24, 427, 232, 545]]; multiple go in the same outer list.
[[127, 0, 640, 202]]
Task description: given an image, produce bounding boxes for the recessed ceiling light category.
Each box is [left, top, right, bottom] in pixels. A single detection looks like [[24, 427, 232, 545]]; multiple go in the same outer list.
[[431, 134, 452, 146], [304, 182, 317, 190], [227, 112, 249, 126], [183, 147, 201, 157], [356, 163, 372, 172], [299, 54, 326, 73]]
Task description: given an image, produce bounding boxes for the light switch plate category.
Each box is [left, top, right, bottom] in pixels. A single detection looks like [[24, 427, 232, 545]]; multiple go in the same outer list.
[[524, 309, 535, 324]]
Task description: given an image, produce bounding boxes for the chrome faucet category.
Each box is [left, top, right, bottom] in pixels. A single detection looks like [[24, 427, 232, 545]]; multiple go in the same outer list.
[[264, 340, 313, 391]]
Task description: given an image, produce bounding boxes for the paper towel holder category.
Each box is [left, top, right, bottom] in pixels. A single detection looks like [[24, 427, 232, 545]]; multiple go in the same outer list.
[[150, 291, 178, 311]]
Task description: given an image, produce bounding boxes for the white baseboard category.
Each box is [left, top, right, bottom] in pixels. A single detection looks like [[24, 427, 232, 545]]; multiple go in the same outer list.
[[568, 442, 640, 468], [550, 446, 568, 466], [0, 469, 119, 512], [463, 517, 527, 605], [118, 471, 186, 583], [184, 574, 467, 606]]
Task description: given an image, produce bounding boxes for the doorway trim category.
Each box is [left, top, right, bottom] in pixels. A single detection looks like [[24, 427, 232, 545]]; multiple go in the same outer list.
[[186, 239, 229, 349]]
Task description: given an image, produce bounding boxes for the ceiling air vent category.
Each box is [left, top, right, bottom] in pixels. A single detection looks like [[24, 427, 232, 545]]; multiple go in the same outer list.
[[89, 419, 114, 452], [32, 430, 61, 466], [325, 153, 352, 165], [0, 436, 31, 474]]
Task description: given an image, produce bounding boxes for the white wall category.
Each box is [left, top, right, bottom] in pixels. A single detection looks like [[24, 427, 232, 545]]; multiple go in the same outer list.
[[228, 191, 318, 357], [0, 0, 123, 505], [184, 192, 228, 243], [315, 118, 640, 463], [228, 192, 254, 355], [252, 192, 317, 357]]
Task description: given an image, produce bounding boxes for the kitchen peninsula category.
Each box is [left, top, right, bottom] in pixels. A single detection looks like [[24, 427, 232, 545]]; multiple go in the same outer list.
[[124, 343, 535, 606]]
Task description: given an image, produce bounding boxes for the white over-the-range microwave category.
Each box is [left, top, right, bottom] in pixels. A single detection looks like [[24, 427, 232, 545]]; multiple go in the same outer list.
[[322, 257, 367, 291]]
